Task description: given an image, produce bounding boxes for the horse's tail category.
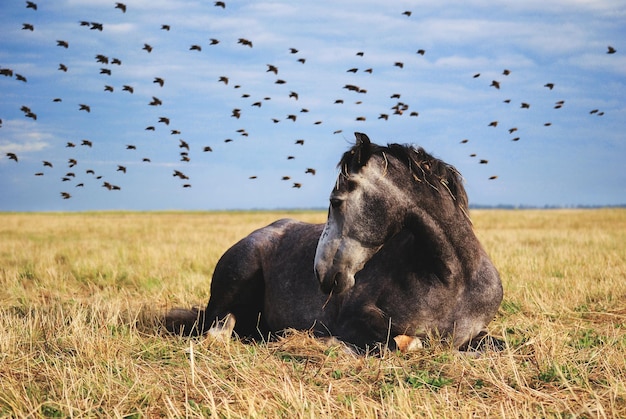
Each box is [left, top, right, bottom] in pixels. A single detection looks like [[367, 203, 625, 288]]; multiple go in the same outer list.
[[163, 307, 208, 336]]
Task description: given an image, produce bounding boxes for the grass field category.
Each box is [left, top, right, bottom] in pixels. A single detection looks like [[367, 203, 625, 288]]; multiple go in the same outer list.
[[1, 209, 625, 418]]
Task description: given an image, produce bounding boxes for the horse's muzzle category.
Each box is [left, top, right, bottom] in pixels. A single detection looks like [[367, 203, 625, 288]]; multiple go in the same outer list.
[[317, 268, 355, 295]]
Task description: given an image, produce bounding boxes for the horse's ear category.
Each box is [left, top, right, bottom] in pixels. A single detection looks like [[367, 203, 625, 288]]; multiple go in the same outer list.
[[353, 132, 372, 167]]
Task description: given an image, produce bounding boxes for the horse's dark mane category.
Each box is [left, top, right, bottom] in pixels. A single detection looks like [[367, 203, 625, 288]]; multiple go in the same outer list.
[[339, 141, 469, 210]]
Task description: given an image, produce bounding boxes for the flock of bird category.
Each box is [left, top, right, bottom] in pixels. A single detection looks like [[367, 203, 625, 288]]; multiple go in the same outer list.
[[1, 1, 618, 202]]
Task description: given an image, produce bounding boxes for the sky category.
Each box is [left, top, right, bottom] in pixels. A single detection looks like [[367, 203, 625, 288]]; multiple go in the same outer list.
[[1, 0, 625, 211]]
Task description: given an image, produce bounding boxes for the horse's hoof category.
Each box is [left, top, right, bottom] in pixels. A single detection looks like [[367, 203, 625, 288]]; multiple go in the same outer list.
[[205, 313, 236, 344], [393, 335, 423, 352]]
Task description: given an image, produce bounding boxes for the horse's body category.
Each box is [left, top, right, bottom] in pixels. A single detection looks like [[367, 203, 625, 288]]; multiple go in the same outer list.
[[166, 133, 503, 351]]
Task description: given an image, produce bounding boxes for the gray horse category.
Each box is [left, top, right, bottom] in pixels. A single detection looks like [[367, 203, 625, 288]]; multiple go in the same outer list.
[[165, 133, 503, 351]]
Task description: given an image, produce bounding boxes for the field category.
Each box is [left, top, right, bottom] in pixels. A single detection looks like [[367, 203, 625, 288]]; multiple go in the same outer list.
[[0, 209, 625, 418]]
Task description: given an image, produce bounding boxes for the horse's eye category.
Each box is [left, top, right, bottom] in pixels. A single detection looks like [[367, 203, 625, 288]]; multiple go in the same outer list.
[[330, 197, 343, 209]]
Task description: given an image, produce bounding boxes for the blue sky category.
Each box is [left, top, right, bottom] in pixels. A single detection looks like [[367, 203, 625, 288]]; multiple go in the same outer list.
[[1, 0, 624, 211]]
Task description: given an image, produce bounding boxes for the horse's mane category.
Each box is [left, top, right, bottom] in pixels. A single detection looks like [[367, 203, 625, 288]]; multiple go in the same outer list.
[[339, 140, 469, 211]]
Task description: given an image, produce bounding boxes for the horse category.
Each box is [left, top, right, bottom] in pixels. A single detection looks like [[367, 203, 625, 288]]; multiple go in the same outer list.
[[165, 132, 503, 352]]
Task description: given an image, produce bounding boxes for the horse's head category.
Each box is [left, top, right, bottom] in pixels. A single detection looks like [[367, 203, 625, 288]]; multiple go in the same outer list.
[[314, 132, 468, 295], [314, 133, 407, 294]]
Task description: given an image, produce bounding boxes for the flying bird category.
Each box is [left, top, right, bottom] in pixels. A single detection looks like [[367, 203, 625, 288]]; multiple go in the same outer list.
[[60, 192, 71, 199], [158, 117, 170, 125], [122, 85, 134, 93], [266, 64, 278, 74], [153, 77, 165, 87], [161, 24, 170, 31], [607, 45, 616, 54], [544, 83, 554, 90], [58, 63, 68, 72], [117, 165, 127, 173], [57, 40, 69, 48], [115, 2, 127, 12], [6, 153, 18, 162], [215, 1, 225, 8], [79, 104, 91, 112], [490, 80, 500, 89], [190, 44, 202, 51], [143, 44, 153, 53], [210, 38, 220, 45], [81, 139, 92, 147], [22, 23, 34, 31], [26, 1, 37, 10], [238, 38, 253, 47], [416, 49, 425, 55]]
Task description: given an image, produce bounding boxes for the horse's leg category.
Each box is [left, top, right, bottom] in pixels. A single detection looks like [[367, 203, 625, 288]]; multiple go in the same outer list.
[[164, 235, 268, 339], [202, 235, 269, 340]]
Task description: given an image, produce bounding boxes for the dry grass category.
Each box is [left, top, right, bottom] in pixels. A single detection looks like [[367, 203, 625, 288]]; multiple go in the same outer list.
[[0, 209, 625, 418]]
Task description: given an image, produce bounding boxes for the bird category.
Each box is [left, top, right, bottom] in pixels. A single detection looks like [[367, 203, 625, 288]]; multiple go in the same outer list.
[[490, 80, 500, 89], [173, 170, 189, 180], [402, 11, 412, 16], [394, 62, 404, 68], [282, 176, 290, 180], [145, 126, 155, 131], [122, 85, 134, 93], [95, 54, 108, 64], [203, 146, 213, 152], [60, 192, 71, 199], [544, 83, 554, 90], [57, 40, 69, 48], [289, 91, 299, 100], [275, 79, 286, 84], [479, 159, 488, 164], [79, 104, 91, 112], [347, 68, 358, 73], [215, 1, 225, 8], [90, 22, 103, 31], [503, 69, 511, 75], [158, 117, 170, 125], [171, 129, 181, 135], [356, 116, 366, 121], [378, 113, 389, 120], [289, 48, 298, 54], [488, 121, 498, 127], [117, 165, 127, 173], [103, 85, 114, 92], [43, 161, 53, 167], [219, 76, 229, 85], [297, 58, 306, 64], [26, 1, 37, 10], [81, 139, 92, 147], [473, 73, 480, 78], [15, 74, 27, 82], [143, 43, 153, 53], [417, 49, 425, 55], [521, 102, 530, 109], [356, 51, 364, 56], [6, 153, 18, 162], [142, 158, 151, 162], [161, 24, 170, 31], [292, 183, 302, 189], [126, 145, 136, 150], [22, 23, 34, 31], [68, 159, 77, 167], [179, 139, 189, 150], [266, 64, 278, 74], [287, 114, 297, 122], [115, 2, 127, 13], [58, 63, 68, 72], [607, 45, 616, 54], [508, 127, 518, 134], [149, 97, 162, 106], [190, 44, 202, 51], [305, 168, 316, 175], [238, 38, 253, 47], [66, 142, 75, 148], [153, 77, 165, 87], [210, 38, 220, 45], [489, 176, 498, 180]]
